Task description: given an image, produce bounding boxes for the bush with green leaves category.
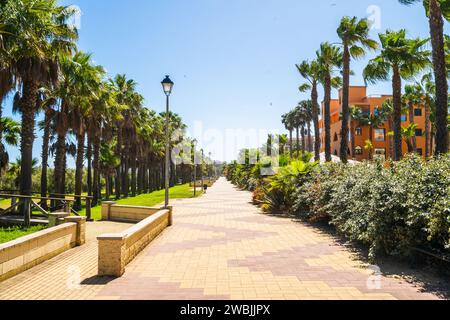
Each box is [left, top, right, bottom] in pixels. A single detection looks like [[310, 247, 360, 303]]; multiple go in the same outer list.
[[294, 154, 450, 261]]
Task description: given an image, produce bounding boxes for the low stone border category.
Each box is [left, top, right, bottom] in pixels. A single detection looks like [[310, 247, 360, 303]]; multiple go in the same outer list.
[[101, 202, 172, 224], [0, 216, 86, 282], [97, 206, 172, 277]]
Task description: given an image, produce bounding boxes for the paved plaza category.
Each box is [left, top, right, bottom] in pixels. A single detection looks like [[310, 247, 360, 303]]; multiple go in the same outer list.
[[0, 178, 445, 300]]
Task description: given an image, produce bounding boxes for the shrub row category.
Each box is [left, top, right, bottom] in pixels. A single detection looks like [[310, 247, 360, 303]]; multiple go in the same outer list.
[[225, 154, 450, 261]]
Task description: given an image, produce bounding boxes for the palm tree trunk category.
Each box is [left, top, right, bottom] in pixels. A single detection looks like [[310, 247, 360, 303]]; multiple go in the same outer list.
[[105, 173, 110, 200], [86, 139, 92, 197], [324, 74, 332, 162], [92, 136, 100, 206], [19, 79, 38, 225], [350, 119, 355, 159], [429, 0, 449, 155], [307, 122, 312, 152], [392, 66, 403, 161], [312, 81, 320, 162], [74, 130, 85, 211], [40, 108, 52, 210], [340, 44, 350, 163], [53, 133, 66, 195], [123, 155, 129, 198], [388, 117, 395, 160], [131, 152, 137, 197], [289, 130, 293, 158], [408, 101, 417, 152], [301, 126, 306, 152], [425, 102, 431, 158], [115, 127, 122, 199], [295, 127, 300, 156]]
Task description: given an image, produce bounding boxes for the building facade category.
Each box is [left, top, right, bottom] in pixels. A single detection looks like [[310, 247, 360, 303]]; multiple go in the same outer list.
[[319, 86, 427, 161]]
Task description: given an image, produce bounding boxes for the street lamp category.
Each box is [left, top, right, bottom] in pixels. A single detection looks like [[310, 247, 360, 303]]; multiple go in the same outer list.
[[201, 149, 204, 190], [192, 139, 197, 197], [161, 75, 174, 208]]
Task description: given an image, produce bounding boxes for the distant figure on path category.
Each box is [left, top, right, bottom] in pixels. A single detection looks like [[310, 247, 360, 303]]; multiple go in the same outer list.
[[203, 184, 208, 194]]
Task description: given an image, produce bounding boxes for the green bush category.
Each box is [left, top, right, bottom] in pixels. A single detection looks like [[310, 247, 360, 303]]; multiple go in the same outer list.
[[294, 154, 450, 261]]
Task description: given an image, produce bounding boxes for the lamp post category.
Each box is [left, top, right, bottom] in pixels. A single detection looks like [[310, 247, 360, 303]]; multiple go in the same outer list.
[[201, 149, 204, 190], [192, 139, 197, 197], [208, 152, 212, 182], [161, 75, 174, 208]]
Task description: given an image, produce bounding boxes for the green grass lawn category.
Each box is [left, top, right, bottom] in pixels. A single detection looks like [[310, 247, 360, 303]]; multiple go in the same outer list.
[[79, 183, 203, 220], [0, 225, 47, 244]]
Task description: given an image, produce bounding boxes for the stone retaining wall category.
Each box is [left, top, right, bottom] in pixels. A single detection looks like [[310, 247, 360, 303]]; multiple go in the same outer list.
[[0, 216, 86, 282], [101, 202, 167, 223], [97, 206, 172, 277]]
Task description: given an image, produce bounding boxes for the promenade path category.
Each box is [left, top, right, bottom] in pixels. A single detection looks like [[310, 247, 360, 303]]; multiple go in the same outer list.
[[0, 178, 444, 300]]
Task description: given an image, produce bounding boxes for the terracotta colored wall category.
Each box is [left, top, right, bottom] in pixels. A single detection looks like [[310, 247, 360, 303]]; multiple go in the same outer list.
[[320, 86, 428, 161]]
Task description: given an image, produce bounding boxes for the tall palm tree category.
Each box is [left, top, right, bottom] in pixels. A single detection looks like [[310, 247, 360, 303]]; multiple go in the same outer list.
[[337, 16, 378, 163], [281, 111, 295, 158], [349, 106, 362, 159], [363, 30, 430, 161], [299, 100, 313, 152], [399, 0, 449, 154], [0, 117, 20, 177], [297, 60, 322, 161], [418, 73, 436, 157], [316, 42, 343, 162], [403, 83, 423, 152], [1, 0, 78, 221]]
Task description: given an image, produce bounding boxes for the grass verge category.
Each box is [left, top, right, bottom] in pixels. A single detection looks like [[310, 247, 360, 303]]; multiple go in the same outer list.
[[0, 225, 47, 244], [79, 183, 203, 220]]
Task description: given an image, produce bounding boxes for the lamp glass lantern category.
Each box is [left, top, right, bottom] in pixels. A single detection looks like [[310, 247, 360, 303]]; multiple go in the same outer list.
[[161, 75, 174, 96]]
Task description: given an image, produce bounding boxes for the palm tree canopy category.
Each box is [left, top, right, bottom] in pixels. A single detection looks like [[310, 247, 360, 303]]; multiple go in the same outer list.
[[337, 16, 379, 58], [1, 0, 78, 84], [363, 30, 431, 84], [316, 42, 343, 80], [399, 0, 450, 21]]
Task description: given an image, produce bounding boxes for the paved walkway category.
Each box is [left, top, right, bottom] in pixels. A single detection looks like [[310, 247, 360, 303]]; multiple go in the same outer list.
[[0, 178, 445, 300]]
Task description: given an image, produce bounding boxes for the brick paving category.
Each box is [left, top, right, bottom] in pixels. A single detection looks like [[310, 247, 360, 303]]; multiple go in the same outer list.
[[0, 178, 446, 300]]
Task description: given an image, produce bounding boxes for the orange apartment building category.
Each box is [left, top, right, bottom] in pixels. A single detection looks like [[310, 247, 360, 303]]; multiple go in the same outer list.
[[319, 86, 427, 161]]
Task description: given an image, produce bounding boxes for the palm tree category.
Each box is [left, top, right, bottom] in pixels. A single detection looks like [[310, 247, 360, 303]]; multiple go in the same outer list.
[[418, 73, 436, 157], [297, 60, 322, 161], [363, 30, 430, 161], [316, 42, 343, 162], [337, 16, 378, 163], [403, 83, 423, 152], [382, 98, 396, 159], [110, 74, 139, 199], [1, 0, 78, 221], [399, 0, 449, 154], [349, 106, 362, 159], [0, 117, 20, 177], [402, 123, 419, 153], [281, 111, 295, 158], [299, 100, 313, 152]]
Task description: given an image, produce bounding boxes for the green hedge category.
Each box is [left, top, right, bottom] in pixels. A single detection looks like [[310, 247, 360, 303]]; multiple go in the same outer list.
[[294, 154, 450, 261]]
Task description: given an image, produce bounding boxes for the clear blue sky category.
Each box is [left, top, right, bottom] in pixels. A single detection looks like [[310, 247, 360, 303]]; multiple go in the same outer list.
[[2, 0, 448, 164]]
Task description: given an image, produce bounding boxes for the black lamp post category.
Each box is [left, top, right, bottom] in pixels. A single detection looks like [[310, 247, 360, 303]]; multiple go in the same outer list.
[[161, 75, 174, 207], [192, 139, 197, 197]]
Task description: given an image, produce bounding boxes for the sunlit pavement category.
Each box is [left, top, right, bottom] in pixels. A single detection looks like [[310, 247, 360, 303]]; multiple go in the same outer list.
[[0, 178, 442, 300]]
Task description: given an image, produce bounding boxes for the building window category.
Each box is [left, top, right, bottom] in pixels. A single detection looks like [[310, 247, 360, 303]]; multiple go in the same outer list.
[[354, 146, 363, 155], [355, 128, 362, 136], [374, 148, 386, 161], [414, 109, 422, 117], [417, 148, 423, 156], [334, 133, 339, 142], [374, 128, 386, 142], [401, 115, 407, 122], [415, 129, 423, 137]]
